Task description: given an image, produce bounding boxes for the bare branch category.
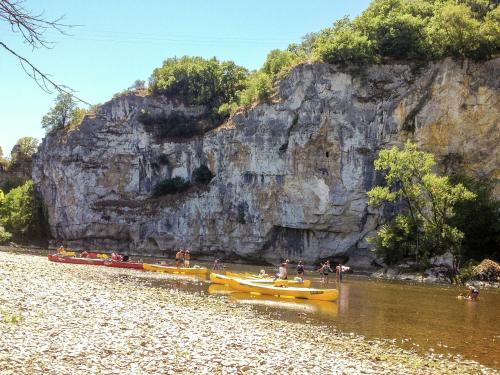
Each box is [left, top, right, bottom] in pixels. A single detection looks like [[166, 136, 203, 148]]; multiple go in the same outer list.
[[0, 41, 90, 105], [0, 0, 86, 103]]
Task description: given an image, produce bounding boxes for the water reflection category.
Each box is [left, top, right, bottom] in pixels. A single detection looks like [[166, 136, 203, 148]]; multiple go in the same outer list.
[[229, 292, 338, 317]]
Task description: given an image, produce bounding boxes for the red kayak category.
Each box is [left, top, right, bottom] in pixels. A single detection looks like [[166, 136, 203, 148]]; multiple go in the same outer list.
[[103, 260, 144, 270], [48, 254, 106, 266]]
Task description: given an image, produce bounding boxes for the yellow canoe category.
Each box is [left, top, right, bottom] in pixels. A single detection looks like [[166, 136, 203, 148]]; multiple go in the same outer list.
[[230, 292, 338, 316], [210, 273, 311, 288], [223, 272, 311, 287], [226, 278, 338, 302], [144, 263, 208, 275]]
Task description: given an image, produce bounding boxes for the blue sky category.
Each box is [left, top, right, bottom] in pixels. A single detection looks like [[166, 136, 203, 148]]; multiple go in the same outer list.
[[0, 0, 370, 156]]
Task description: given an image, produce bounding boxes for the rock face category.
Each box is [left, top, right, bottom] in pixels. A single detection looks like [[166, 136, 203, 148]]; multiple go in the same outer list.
[[33, 58, 499, 268]]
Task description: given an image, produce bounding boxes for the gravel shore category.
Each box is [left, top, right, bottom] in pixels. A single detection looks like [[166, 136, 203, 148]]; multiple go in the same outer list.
[[0, 252, 496, 375]]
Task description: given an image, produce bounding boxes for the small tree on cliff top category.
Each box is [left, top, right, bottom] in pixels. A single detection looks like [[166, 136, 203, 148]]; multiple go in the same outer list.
[[367, 142, 476, 277], [41, 93, 86, 133]]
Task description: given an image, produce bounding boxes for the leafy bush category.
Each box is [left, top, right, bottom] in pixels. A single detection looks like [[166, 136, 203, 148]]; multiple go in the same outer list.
[[149, 56, 248, 117], [0, 225, 11, 244], [369, 215, 419, 265], [313, 18, 375, 64], [449, 175, 500, 262], [238, 72, 273, 108], [153, 177, 191, 197], [320, 0, 498, 63], [458, 263, 477, 284], [0, 181, 35, 237], [192, 165, 214, 185], [1, 177, 25, 194]]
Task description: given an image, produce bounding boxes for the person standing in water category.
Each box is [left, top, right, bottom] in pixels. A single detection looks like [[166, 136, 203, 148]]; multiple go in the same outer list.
[[318, 261, 333, 284], [184, 250, 191, 267], [296, 261, 305, 279]]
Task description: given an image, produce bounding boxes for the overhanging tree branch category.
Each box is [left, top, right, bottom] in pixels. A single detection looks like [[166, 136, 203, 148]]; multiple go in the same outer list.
[[0, 41, 90, 105], [0, 0, 88, 104]]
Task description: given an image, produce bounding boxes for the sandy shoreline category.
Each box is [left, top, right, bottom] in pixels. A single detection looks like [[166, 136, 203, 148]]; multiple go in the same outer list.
[[0, 252, 496, 374]]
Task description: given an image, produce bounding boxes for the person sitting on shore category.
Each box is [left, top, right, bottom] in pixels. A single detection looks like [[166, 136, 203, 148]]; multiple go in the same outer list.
[[175, 249, 184, 268], [80, 250, 89, 258], [465, 284, 480, 301], [296, 261, 305, 278]]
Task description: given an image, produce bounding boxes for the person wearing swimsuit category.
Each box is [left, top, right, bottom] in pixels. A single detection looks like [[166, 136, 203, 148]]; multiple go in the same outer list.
[[296, 261, 305, 278], [318, 261, 333, 284], [465, 284, 479, 301]]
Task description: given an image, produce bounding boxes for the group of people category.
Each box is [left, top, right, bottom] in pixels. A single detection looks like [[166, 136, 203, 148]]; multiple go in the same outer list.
[[316, 261, 350, 284], [175, 249, 191, 267], [270, 259, 349, 284]]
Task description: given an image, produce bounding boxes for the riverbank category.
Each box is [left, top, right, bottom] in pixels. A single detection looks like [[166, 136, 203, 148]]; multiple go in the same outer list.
[[0, 252, 497, 374]]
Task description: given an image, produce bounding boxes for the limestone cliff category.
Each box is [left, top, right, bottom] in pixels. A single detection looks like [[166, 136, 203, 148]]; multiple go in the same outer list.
[[33, 58, 499, 268]]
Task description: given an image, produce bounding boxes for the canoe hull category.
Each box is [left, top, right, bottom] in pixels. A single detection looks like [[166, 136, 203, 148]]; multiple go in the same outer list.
[[211, 272, 311, 288], [48, 254, 106, 266], [103, 261, 143, 269], [227, 278, 338, 302], [143, 263, 208, 275]]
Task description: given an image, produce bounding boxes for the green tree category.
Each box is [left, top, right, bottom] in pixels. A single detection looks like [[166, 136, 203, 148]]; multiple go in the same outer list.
[[9, 137, 39, 166], [426, 3, 486, 58], [312, 17, 375, 64], [0, 146, 7, 169], [368, 142, 476, 277], [238, 72, 273, 108], [449, 175, 500, 262], [0, 181, 35, 237], [41, 93, 86, 133], [149, 56, 248, 118]]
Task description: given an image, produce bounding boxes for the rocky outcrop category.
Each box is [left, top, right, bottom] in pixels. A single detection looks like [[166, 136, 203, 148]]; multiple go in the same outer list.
[[33, 58, 499, 268]]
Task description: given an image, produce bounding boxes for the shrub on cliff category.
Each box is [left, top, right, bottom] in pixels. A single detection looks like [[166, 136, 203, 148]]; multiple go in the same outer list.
[[41, 93, 87, 133], [192, 165, 214, 185], [153, 177, 191, 197], [313, 0, 499, 63], [138, 110, 203, 140], [149, 56, 248, 117]]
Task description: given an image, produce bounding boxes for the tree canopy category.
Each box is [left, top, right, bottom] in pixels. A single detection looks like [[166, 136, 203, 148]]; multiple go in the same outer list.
[[41, 93, 87, 133], [149, 56, 248, 117], [9, 137, 39, 166], [367, 142, 476, 276]]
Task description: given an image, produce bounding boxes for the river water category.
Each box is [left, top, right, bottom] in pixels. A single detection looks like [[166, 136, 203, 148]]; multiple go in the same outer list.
[[4, 248, 500, 369], [157, 261, 500, 369]]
